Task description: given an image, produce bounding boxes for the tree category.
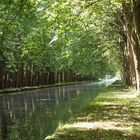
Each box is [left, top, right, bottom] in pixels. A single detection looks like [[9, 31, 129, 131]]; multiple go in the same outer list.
[[0, 0, 124, 89]]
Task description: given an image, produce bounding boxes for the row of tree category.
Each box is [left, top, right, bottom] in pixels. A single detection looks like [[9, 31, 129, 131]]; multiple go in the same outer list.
[[119, 0, 140, 91], [0, 0, 121, 89], [2, 0, 139, 90]]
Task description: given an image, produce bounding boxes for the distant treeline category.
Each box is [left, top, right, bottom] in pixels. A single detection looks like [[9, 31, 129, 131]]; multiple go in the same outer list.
[[0, 65, 93, 88]]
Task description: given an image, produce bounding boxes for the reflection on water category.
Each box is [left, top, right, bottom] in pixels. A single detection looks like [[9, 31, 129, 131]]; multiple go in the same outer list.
[[0, 80, 115, 140]]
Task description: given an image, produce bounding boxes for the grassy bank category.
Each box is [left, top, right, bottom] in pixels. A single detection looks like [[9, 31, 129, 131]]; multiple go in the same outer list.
[[0, 81, 87, 94], [46, 81, 140, 140]]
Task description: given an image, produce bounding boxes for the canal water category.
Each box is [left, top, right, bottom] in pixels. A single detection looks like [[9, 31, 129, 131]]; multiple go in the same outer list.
[[0, 79, 115, 140]]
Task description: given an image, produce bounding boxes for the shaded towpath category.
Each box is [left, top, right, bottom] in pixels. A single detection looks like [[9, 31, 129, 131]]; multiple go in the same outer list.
[[46, 81, 140, 140]]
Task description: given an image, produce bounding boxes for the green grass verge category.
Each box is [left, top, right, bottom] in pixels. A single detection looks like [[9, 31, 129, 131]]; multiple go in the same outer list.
[[45, 81, 140, 140]]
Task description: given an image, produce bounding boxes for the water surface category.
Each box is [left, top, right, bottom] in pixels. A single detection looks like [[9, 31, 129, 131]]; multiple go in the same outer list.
[[0, 80, 115, 140]]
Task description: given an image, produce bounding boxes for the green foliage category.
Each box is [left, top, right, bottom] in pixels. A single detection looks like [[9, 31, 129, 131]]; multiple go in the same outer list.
[[0, 0, 123, 79], [0, 0, 36, 71]]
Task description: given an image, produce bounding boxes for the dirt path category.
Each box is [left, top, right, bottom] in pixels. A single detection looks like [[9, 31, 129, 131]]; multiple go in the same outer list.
[[46, 81, 140, 140]]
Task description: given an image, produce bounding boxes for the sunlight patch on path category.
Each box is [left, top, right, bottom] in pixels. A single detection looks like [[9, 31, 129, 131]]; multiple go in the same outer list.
[[116, 92, 139, 99], [58, 121, 132, 132]]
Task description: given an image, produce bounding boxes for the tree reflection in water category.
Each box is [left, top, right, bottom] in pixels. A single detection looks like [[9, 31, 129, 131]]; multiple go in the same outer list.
[[0, 81, 112, 140]]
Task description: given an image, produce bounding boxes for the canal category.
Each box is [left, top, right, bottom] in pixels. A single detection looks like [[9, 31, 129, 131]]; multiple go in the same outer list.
[[0, 79, 115, 140]]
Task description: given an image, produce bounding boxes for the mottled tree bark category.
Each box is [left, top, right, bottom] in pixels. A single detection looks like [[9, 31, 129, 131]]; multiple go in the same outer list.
[[121, 1, 140, 91]]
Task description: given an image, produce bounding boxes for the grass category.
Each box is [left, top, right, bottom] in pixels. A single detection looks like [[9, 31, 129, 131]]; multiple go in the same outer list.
[[45, 81, 140, 140]]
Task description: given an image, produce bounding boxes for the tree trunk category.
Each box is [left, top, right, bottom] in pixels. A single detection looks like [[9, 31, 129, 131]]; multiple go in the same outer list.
[[122, 2, 140, 91]]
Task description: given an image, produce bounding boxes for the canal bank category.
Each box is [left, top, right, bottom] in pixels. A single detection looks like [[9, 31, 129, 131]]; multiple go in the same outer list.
[[0, 80, 112, 140], [46, 81, 140, 140], [0, 81, 88, 94]]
